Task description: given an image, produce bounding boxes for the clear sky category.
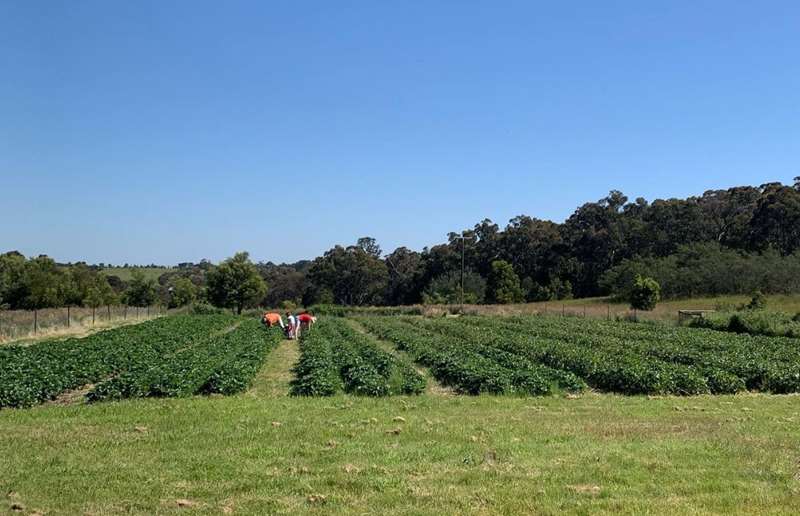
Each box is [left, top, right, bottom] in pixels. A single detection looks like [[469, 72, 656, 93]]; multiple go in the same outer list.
[[2, 1, 798, 265]]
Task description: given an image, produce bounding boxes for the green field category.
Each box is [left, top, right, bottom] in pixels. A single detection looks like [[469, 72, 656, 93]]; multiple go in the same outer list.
[[2, 314, 800, 514], [100, 266, 175, 282]]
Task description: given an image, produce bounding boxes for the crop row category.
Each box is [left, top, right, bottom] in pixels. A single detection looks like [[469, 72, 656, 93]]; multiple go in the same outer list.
[[357, 317, 585, 396], [462, 316, 800, 393], [87, 318, 283, 401], [363, 315, 800, 395], [0, 315, 283, 408], [290, 319, 425, 396]]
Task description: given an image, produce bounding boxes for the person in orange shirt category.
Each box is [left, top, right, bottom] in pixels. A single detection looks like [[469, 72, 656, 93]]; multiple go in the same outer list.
[[262, 312, 284, 329]]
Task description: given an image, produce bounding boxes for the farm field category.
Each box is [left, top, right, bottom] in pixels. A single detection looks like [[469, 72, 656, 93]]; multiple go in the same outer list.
[[2, 314, 800, 514], [0, 315, 284, 408]]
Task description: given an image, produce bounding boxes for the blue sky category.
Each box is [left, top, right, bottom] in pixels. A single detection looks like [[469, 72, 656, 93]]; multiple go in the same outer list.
[[2, 1, 798, 265]]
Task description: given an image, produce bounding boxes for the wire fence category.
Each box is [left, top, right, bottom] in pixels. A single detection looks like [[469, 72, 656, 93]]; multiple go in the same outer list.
[[0, 305, 189, 344]]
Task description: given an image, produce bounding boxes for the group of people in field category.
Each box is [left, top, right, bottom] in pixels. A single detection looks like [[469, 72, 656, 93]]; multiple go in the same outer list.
[[261, 310, 316, 339]]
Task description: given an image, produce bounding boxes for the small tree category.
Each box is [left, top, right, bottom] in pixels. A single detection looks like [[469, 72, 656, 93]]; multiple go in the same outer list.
[[169, 277, 198, 308], [746, 290, 767, 311], [422, 269, 486, 305], [486, 260, 524, 304], [206, 252, 267, 314], [629, 275, 660, 311], [125, 270, 158, 307], [83, 277, 117, 309]]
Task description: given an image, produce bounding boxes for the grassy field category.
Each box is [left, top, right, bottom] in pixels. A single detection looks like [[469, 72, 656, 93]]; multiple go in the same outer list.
[[2, 338, 799, 515], [441, 294, 800, 322], [100, 266, 175, 282]]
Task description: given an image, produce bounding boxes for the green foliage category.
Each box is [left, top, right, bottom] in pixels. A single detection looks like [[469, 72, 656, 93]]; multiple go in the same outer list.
[[691, 310, 800, 339], [125, 270, 158, 307], [486, 260, 524, 304], [206, 252, 267, 314], [305, 241, 388, 305], [524, 277, 573, 302], [746, 290, 767, 311], [422, 269, 485, 304], [0, 315, 237, 408], [169, 277, 198, 308], [278, 299, 297, 311], [361, 314, 800, 396], [601, 243, 800, 300], [630, 275, 660, 311], [89, 319, 283, 401], [290, 319, 425, 396]]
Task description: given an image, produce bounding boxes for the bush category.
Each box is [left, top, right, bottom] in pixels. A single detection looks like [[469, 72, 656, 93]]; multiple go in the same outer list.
[[279, 300, 297, 311], [629, 275, 660, 311], [190, 302, 225, 315], [746, 290, 767, 311]]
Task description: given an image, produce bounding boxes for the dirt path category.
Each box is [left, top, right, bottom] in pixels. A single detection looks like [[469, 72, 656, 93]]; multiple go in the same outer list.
[[345, 319, 454, 396], [246, 339, 300, 398]]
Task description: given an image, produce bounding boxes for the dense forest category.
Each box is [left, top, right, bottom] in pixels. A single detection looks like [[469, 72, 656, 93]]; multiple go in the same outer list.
[[2, 180, 799, 311]]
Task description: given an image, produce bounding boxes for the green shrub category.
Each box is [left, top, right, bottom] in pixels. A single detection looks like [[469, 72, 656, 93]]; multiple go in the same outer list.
[[746, 291, 767, 311], [629, 275, 660, 311]]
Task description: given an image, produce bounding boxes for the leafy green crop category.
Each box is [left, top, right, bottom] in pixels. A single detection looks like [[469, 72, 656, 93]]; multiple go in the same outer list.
[[290, 319, 425, 397]]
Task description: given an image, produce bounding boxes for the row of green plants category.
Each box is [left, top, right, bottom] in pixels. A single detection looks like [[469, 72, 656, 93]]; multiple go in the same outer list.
[[0, 315, 237, 408], [356, 317, 586, 396], [421, 315, 800, 394], [690, 310, 800, 339], [290, 318, 426, 396], [87, 319, 283, 401]]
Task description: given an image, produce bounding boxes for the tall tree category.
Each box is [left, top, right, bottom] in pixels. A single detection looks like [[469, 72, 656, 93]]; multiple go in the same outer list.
[[306, 243, 388, 305], [206, 252, 267, 314], [486, 260, 524, 304]]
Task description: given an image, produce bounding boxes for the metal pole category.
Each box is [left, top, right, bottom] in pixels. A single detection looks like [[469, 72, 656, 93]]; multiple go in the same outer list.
[[460, 236, 465, 310]]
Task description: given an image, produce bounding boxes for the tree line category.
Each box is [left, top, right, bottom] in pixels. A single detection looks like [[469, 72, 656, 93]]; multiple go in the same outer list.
[[2, 179, 799, 312]]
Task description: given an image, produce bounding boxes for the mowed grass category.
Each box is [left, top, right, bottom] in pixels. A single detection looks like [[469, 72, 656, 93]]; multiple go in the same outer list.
[[2, 392, 799, 514]]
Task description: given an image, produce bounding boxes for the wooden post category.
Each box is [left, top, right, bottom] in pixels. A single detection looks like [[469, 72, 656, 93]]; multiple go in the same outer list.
[[607, 304, 610, 321], [562, 304, 565, 317], [67, 306, 71, 328], [92, 307, 96, 325], [34, 309, 38, 334], [107, 304, 111, 321], [124, 305, 127, 320], [147, 306, 150, 318]]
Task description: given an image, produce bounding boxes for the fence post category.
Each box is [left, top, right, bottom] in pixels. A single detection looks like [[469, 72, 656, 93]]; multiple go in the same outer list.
[[607, 304, 610, 321], [107, 304, 111, 321], [147, 306, 150, 318], [562, 304, 565, 317], [34, 309, 38, 334], [67, 305, 71, 328], [92, 307, 96, 325], [124, 305, 127, 320]]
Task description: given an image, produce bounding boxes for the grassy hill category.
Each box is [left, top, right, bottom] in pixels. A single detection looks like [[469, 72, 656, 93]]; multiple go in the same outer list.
[[100, 266, 175, 282]]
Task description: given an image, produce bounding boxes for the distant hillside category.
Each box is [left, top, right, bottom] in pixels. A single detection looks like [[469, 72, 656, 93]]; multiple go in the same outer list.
[[101, 266, 175, 282]]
